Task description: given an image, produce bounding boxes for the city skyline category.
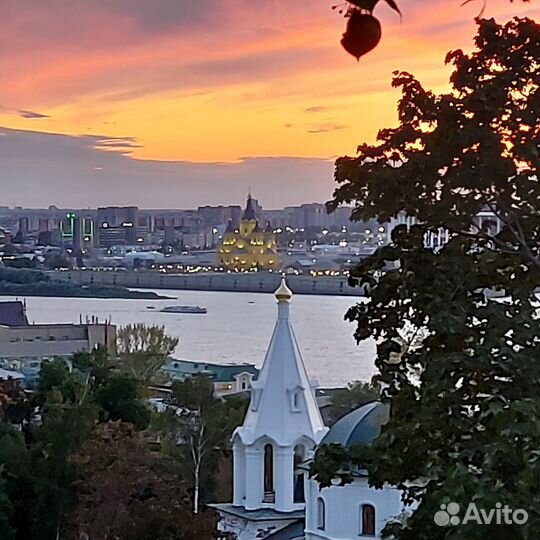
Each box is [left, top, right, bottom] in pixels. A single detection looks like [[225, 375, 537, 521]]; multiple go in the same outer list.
[[1, 189, 342, 212], [0, 0, 535, 208]]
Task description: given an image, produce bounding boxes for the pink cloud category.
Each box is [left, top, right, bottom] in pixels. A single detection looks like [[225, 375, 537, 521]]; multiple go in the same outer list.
[[6, 0, 524, 108]]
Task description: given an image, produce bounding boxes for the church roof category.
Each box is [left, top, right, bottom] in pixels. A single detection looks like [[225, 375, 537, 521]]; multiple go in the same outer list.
[[0, 301, 28, 326], [208, 504, 305, 522], [234, 278, 328, 447], [225, 219, 235, 233], [243, 195, 257, 220], [163, 359, 258, 383], [265, 519, 305, 540], [321, 401, 388, 447], [0, 368, 25, 381]]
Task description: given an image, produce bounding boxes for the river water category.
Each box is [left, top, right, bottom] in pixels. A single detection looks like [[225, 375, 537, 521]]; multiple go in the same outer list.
[[1, 289, 377, 387]]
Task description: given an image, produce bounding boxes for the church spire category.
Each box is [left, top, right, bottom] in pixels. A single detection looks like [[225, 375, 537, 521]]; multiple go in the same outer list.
[[231, 278, 328, 512]]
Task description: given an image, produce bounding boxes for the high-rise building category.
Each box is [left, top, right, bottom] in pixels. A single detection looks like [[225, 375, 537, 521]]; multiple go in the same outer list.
[[38, 218, 49, 232], [97, 206, 139, 247], [59, 213, 95, 250], [17, 217, 29, 236], [197, 205, 243, 229]]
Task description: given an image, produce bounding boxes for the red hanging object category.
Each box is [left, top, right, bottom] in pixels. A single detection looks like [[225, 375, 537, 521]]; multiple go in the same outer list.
[[340, 10, 382, 61]]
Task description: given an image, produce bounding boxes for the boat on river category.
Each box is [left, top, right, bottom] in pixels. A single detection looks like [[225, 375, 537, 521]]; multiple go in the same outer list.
[[160, 305, 207, 314]]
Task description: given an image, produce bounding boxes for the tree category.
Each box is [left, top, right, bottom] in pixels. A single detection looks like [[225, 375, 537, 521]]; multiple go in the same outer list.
[[0, 348, 171, 540], [315, 17, 540, 540], [26, 361, 98, 540], [327, 382, 380, 424], [0, 467, 15, 540], [95, 374, 151, 430], [44, 254, 72, 270], [63, 422, 217, 540], [0, 363, 90, 540], [0, 424, 34, 540], [72, 346, 113, 388], [116, 324, 179, 384], [38, 360, 74, 395], [160, 376, 245, 514], [73, 347, 152, 428]]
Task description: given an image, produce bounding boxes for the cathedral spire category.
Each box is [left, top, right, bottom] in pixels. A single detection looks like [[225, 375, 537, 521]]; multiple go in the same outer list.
[[242, 193, 256, 221]]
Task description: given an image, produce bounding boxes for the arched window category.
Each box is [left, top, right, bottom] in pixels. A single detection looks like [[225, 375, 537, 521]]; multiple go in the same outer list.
[[317, 498, 326, 530], [293, 445, 305, 503], [360, 504, 376, 536], [263, 444, 274, 501]]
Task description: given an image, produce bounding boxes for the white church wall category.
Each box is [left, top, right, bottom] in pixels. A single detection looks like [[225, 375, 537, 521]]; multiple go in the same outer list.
[[244, 446, 264, 510], [232, 442, 246, 506], [304, 477, 404, 539]]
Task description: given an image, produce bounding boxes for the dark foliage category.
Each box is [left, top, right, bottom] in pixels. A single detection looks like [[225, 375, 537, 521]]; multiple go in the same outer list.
[[317, 17, 540, 539]]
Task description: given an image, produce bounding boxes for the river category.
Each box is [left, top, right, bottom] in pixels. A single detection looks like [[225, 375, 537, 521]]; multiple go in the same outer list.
[[1, 289, 377, 387]]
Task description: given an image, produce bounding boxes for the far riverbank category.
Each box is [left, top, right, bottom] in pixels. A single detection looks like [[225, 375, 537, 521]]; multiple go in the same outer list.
[[0, 268, 171, 300], [51, 270, 367, 297]]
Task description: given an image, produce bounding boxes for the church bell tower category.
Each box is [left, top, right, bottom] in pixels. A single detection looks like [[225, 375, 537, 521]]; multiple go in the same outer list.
[[231, 278, 328, 513]]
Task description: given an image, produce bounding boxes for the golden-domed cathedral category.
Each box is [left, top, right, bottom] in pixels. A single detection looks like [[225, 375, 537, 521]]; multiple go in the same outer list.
[[217, 195, 279, 271]]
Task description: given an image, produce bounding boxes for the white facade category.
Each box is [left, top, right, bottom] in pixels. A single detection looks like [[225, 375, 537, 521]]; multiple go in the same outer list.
[[0, 322, 116, 386], [214, 371, 255, 397], [304, 476, 405, 540], [388, 210, 502, 251]]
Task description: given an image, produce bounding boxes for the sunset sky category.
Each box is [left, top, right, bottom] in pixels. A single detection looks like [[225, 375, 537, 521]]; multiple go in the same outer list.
[[0, 0, 536, 208]]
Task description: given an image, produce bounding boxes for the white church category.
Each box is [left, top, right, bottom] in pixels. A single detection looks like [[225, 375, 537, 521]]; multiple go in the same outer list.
[[211, 279, 408, 540]]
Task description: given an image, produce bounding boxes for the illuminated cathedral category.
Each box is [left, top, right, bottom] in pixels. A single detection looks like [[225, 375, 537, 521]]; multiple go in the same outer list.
[[217, 195, 279, 271]]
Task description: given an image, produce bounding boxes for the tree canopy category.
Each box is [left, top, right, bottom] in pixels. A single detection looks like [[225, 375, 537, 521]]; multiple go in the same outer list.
[[63, 422, 216, 540], [316, 17, 540, 540], [157, 376, 247, 514], [117, 323, 179, 384], [0, 348, 217, 540]]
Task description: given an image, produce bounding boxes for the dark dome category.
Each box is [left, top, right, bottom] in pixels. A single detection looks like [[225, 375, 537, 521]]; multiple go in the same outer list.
[[322, 401, 388, 447]]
